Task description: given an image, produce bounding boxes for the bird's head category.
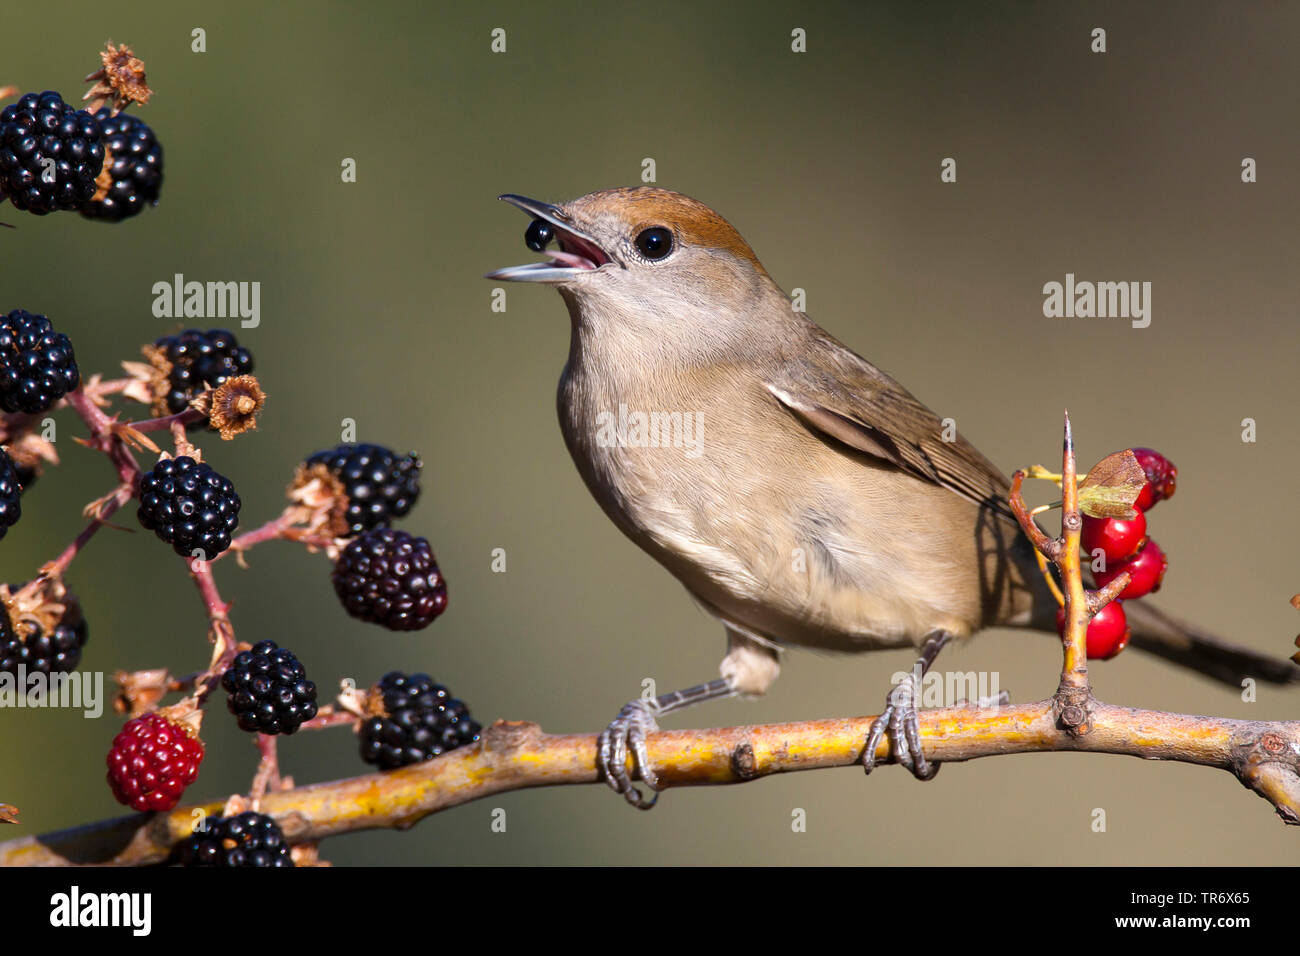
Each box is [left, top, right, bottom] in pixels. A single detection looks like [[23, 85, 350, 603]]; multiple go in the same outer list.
[[487, 187, 781, 342]]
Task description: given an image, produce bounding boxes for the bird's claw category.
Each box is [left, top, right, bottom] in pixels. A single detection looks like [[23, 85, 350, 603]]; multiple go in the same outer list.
[[861, 671, 940, 780], [598, 699, 662, 809]]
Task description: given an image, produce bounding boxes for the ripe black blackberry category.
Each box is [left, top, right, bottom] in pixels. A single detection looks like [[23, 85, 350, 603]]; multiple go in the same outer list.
[[221, 640, 318, 735], [177, 811, 294, 867], [152, 328, 254, 415], [304, 443, 422, 536], [360, 671, 481, 770], [0, 447, 21, 541], [0, 91, 104, 214], [0, 310, 80, 415], [332, 528, 447, 631], [12, 461, 37, 491], [0, 597, 87, 678], [78, 108, 162, 222], [137, 456, 241, 559]]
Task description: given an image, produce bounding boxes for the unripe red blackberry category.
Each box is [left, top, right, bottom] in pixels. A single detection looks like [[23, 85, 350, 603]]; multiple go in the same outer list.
[[221, 640, 318, 735], [136, 455, 241, 559], [0, 91, 104, 214], [332, 528, 447, 631], [177, 811, 294, 867], [106, 711, 204, 812], [360, 671, 481, 770], [304, 443, 422, 536]]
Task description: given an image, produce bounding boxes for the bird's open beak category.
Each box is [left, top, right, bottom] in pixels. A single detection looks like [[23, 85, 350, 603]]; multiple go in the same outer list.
[[485, 194, 614, 283]]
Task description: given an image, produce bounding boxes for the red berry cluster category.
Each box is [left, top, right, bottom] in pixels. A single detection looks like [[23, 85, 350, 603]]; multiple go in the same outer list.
[[1061, 447, 1176, 660]]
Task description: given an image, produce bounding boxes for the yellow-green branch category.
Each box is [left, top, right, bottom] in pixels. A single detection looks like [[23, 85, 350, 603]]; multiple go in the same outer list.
[[2, 700, 1296, 866]]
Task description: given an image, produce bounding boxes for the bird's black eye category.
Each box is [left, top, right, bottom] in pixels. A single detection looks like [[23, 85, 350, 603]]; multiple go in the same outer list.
[[525, 219, 554, 252], [634, 227, 673, 261]]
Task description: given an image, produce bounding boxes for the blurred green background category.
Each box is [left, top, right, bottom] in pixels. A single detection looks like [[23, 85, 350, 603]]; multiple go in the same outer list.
[[2, 0, 1298, 865]]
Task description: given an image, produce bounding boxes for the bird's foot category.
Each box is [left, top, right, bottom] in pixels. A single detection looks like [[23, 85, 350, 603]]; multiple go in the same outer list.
[[861, 629, 956, 780], [861, 669, 939, 780], [598, 698, 662, 809]]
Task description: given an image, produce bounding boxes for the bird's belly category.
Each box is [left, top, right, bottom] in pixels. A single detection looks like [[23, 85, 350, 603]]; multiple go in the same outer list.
[[560, 388, 987, 651]]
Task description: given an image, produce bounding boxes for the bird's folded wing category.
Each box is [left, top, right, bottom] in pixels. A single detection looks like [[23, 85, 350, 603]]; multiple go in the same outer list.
[[765, 333, 1016, 523]]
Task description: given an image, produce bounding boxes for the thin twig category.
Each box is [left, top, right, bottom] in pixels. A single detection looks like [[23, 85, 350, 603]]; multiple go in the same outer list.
[[62, 383, 243, 707], [298, 707, 358, 732], [1009, 470, 1060, 561], [39, 483, 134, 579], [1057, 410, 1091, 702], [189, 559, 237, 706], [216, 514, 339, 563], [250, 735, 281, 806], [128, 407, 205, 434]]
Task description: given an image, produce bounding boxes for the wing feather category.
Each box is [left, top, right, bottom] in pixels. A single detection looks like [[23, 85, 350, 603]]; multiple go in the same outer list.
[[766, 327, 1016, 523]]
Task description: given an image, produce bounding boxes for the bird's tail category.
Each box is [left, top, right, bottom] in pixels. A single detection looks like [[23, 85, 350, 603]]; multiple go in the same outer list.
[[1124, 600, 1299, 687]]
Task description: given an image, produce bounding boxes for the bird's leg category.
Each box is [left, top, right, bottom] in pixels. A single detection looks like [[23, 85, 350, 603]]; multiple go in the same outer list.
[[862, 629, 953, 780], [598, 677, 737, 809]]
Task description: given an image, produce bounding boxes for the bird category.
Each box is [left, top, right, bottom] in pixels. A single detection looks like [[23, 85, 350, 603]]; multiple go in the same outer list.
[[486, 186, 1298, 808]]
